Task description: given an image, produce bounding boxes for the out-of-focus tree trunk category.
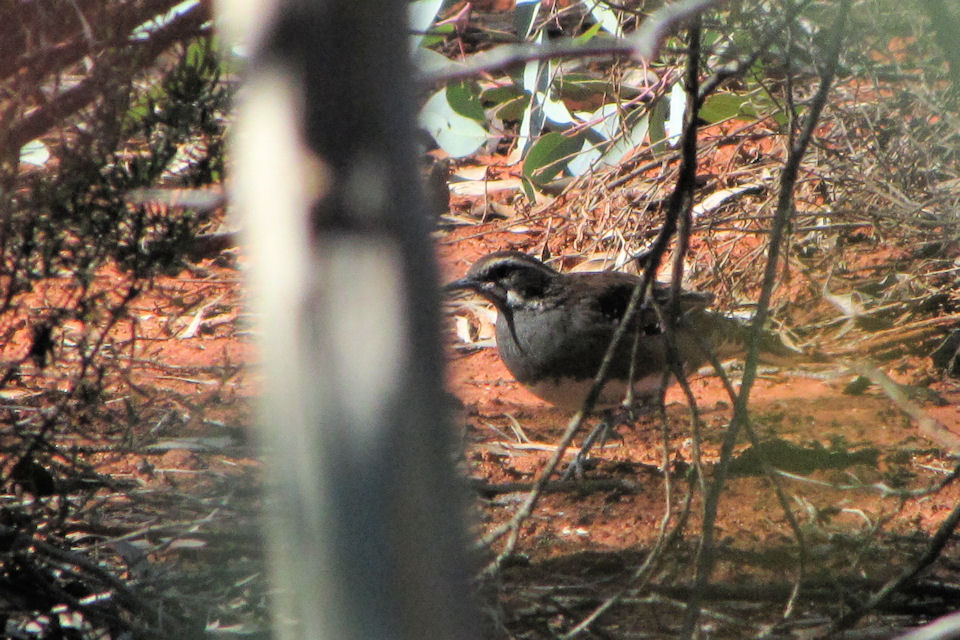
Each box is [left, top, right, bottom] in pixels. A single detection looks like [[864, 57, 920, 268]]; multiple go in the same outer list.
[[220, 2, 479, 638]]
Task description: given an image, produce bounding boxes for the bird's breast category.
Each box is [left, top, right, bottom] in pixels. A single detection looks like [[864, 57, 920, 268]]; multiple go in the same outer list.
[[524, 375, 664, 410], [493, 306, 668, 409]]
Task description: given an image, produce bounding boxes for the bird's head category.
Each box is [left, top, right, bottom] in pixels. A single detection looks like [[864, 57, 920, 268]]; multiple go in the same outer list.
[[445, 251, 558, 310]]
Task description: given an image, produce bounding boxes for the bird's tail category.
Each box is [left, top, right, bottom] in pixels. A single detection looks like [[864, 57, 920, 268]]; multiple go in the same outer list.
[[693, 310, 807, 367]]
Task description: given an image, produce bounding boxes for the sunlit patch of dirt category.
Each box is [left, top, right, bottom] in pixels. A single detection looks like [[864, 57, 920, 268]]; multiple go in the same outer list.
[[1, 258, 259, 488], [0, 252, 262, 632], [452, 335, 960, 555], [439, 101, 960, 634]]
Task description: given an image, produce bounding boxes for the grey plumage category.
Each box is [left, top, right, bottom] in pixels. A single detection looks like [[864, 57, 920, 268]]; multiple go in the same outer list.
[[447, 251, 800, 410]]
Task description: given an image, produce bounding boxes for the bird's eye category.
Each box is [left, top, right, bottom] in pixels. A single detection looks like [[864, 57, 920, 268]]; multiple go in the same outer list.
[[485, 265, 512, 282]]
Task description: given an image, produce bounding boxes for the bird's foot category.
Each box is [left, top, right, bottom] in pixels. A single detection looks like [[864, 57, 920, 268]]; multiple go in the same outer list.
[[560, 403, 659, 480], [617, 398, 659, 425], [561, 418, 619, 481]]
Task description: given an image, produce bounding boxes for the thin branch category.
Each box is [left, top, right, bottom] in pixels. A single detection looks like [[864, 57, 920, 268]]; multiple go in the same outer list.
[[556, 19, 706, 637], [629, 0, 725, 61], [0, 0, 194, 82], [698, 0, 815, 103], [830, 494, 960, 632], [419, 0, 722, 85], [417, 40, 636, 85], [477, 8, 708, 568], [680, 1, 851, 636], [1, 5, 209, 156], [843, 360, 960, 451]]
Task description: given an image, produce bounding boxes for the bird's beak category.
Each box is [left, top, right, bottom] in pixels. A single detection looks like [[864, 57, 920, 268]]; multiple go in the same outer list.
[[444, 277, 507, 309], [444, 277, 480, 294]]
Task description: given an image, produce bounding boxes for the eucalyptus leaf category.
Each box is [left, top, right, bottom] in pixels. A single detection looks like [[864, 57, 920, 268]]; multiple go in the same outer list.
[[542, 88, 574, 126], [411, 46, 457, 76], [517, 31, 550, 157], [556, 73, 615, 101], [598, 112, 648, 166], [567, 137, 603, 176], [408, 0, 444, 49], [582, 103, 621, 140], [523, 132, 582, 186], [493, 95, 529, 121], [648, 97, 668, 154], [446, 81, 486, 123], [665, 82, 686, 146], [419, 89, 487, 158], [575, 21, 603, 43], [699, 92, 751, 123], [589, 2, 623, 36], [420, 23, 454, 48], [481, 85, 526, 104], [515, 0, 540, 39], [742, 87, 789, 125]]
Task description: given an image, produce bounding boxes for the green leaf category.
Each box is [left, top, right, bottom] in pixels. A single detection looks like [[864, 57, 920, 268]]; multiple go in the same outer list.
[[699, 93, 751, 123], [408, 0, 444, 48], [481, 84, 526, 104], [701, 29, 722, 49], [555, 72, 613, 101], [598, 112, 649, 166], [412, 46, 455, 75], [492, 95, 529, 122], [575, 21, 603, 44], [446, 81, 486, 123], [523, 132, 582, 186], [420, 23, 454, 48], [741, 87, 789, 125], [515, 0, 540, 39], [648, 98, 668, 154], [418, 89, 487, 158], [521, 176, 537, 201]]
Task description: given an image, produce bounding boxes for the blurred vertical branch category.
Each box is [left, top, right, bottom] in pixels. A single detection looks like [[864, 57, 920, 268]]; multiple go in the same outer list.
[[225, 1, 479, 639]]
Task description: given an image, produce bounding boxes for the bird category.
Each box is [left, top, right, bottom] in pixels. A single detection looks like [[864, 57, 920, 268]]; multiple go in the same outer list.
[[446, 250, 801, 475]]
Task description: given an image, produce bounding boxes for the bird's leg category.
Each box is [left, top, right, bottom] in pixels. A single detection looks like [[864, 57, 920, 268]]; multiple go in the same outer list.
[[561, 409, 622, 480], [560, 400, 659, 480]]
